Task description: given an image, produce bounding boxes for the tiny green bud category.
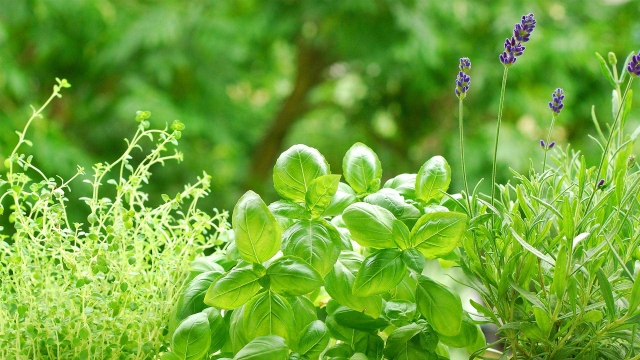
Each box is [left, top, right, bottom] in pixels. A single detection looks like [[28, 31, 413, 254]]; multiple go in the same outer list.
[[608, 52, 617, 65], [628, 154, 636, 169]]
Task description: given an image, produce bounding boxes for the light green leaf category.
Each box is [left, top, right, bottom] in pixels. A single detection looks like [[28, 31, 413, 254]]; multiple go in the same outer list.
[[343, 142, 382, 194], [392, 220, 411, 250], [305, 174, 341, 218], [268, 200, 310, 230], [233, 191, 281, 264], [202, 307, 228, 353], [287, 296, 318, 341], [597, 269, 616, 321], [364, 188, 421, 225], [342, 203, 397, 249], [553, 245, 567, 300], [581, 310, 603, 323], [324, 252, 384, 318], [297, 320, 330, 359], [438, 314, 483, 348], [410, 212, 467, 259], [384, 300, 417, 328], [234, 335, 289, 360], [267, 256, 324, 296], [273, 144, 330, 203], [244, 291, 294, 343], [175, 271, 224, 323], [281, 220, 340, 277], [333, 306, 390, 331], [324, 182, 358, 216], [401, 248, 426, 273], [172, 312, 211, 360], [229, 306, 249, 353], [204, 268, 261, 309], [383, 323, 422, 359], [630, 272, 640, 313], [353, 249, 407, 297], [383, 173, 417, 199], [415, 156, 451, 203], [415, 275, 462, 337]]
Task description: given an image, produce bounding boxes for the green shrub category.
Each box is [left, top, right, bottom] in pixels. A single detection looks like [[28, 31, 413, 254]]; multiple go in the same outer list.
[[0, 79, 229, 359]]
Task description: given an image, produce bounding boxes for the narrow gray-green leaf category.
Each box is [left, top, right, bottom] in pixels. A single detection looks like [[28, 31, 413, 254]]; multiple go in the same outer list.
[[415, 156, 451, 203], [204, 268, 261, 309], [305, 174, 341, 218], [234, 335, 289, 360], [342, 203, 397, 249], [630, 272, 640, 313], [597, 269, 616, 321], [511, 229, 555, 266], [172, 312, 211, 360], [267, 256, 324, 296], [596, 52, 617, 88], [281, 220, 340, 277], [233, 191, 281, 264], [415, 275, 462, 337], [410, 212, 466, 259], [273, 144, 330, 203], [353, 249, 406, 296], [343, 142, 382, 194]]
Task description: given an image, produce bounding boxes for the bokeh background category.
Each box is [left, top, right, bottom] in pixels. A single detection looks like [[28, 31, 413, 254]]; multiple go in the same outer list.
[[1, 0, 639, 223]]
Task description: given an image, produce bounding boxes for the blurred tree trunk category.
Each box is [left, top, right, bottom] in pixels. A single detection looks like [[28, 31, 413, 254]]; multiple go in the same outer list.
[[246, 40, 330, 191]]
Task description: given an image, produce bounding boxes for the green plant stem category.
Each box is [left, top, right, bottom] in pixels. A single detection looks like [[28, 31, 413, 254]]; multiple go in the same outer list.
[[542, 113, 557, 171], [491, 67, 509, 211], [458, 98, 471, 214]]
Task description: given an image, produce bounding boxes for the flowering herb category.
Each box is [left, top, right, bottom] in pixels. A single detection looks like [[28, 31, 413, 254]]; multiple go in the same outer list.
[[549, 88, 565, 115], [455, 72, 471, 99], [628, 50, 640, 76], [499, 13, 536, 67]]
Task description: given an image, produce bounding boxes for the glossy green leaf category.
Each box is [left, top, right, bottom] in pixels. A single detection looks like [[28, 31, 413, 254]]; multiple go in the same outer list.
[[343, 142, 382, 194], [383, 323, 422, 359], [176, 270, 224, 323], [324, 183, 358, 217], [324, 343, 355, 358], [305, 174, 341, 218], [287, 296, 318, 341], [202, 307, 228, 353], [281, 220, 340, 277], [415, 275, 462, 337], [437, 314, 481, 348], [410, 212, 467, 259], [391, 273, 417, 302], [244, 291, 294, 343], [415, 156, 451, 203], [342, 203, 397, 248], [172, 312, 211, 360], [273, 144, 330, 203], [364, 188, 421, 225], [401, 248, 426, 273], [333, 306, 390, 331], [383, 173, 417, 199], [384, 300, 417, 327], [267, 256, 324, 296], [229, 306, 249, 353], [324, 252, 384, 318], [234, 335, 289, 360], [268, 200, 310, 230], [392, 220, 411, 250], [233, 191, 281, 264], [204, 267, 261, 309], [297, 320, 330, 359], [353, 249, 406, 296], [188, 256, 226, 281]]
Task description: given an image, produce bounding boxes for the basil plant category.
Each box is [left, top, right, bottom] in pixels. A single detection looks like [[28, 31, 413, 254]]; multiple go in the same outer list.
[[163, 143, 483, 360]]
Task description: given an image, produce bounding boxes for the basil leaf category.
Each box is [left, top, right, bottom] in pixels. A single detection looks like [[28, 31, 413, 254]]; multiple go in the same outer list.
[[287, 296, 318, 342], [188, 256, 226, 282], [267, 256, 324, 296], [305, 174, 341, 218], [273, 144, 330, 203], [401, 248, 426, 274], [364, 188, 421, 225], [172, 312, 211, 360], [233, 191, 281, 264], [415, 275, 462, 337], [353, 249, 407, 297], [384, 300, 417, 328], [333, 306, 390, 331], [234, 335, 289, 360], [268, 200, 310, 230], [229, 306, 249, 353], [390, 273, 417, 302], [324, 182, 358, 217], [282, 220, 340, 277], [204, 267, 261, 309], [437, 313, 481, 348], [410, 212, 467, 259], [324, 252, 384, 318], [392, 220, 411, 250], [202, 307, 228, 353], [415, 156, 451, 203], [383, 323, 423, 359], [343, 142, 382, 194], [342, 203, 397, 249], [383, 173, 417, 199], [176, 270, 224, 323], [244, 291, 294, 343], [297, 320, 330, 359]]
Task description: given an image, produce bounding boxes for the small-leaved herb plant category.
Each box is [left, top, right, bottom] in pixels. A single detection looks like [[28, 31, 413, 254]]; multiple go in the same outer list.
[[165, 139, 484, 359], [0, 79, 229, 359]]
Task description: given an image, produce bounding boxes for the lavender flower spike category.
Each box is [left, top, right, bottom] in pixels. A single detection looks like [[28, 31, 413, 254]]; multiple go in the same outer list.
[[540, 139, 546, 148], [628, 50, 640, 77], [549, 88, 565, 115], [459, 57, 471, 73], [499, 13, 536, 67], [455, 58, 471, 99], [514, 14, 536, 42]]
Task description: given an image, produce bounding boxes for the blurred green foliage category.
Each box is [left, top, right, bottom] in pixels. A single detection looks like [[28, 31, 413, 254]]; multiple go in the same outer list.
[[1, 0, 639, 220]]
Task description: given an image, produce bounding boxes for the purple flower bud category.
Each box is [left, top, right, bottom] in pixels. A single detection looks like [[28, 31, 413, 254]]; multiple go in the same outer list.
[[514, 14, 536, 42], [548, 141, 555, 149], [548, 88, 565, 115], [628, 50, 640, 77], [597, 179, 605, 187], [455, 67, 471, 99], [540, 139, 546, 148], [499, 14, 535, 67], [459, 57, 471, 73]]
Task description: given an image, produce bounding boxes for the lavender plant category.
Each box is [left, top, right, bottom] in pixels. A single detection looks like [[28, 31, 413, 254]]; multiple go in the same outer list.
[[0, 80, 229, 359]]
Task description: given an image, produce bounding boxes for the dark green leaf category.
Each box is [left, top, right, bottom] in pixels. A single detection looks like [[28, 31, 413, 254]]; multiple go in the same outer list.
[[267, 256, 324, 296], [172, 312, 211, 360], [342, 203, 397, 248], [305, 174, 341, 218], [333, 306, 390, 331], [233, 191, 281, 264], [273, 144, 330, 203], [410, 212, 467, 259], [415, 275, 462, 337], [234, 335, 289, 360], [204, 268, 261, 309], [244, 291, 294, 343], [415, 156, 451, 203], [281, 220, 340, 277], [203, 307, 228, 353], [176, 271, 224, 323], [353, 249, 406, 296], [383, 323, 422, 359]]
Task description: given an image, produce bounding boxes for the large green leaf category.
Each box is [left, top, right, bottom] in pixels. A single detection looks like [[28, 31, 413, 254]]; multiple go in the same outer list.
[[343, 142, 382, 194], [324, 252, 383, 318], [342, 203, 397, 249], [202, 307, 228, 353], [267, 256, 324, 296], [390, 273, 417, 302], [353, 249, 407, 297], [268, 200, 310, 230], [383, 323, 423, 359], [233, 191, 281, 264], [273, 144, 330, 203], [410, 212, 467, 259], [229, 306, 249, 353], [287, 296, 318, 342], [305, 174, 341, 218], [324, 182, 358, 216], [281, 220, 340, 277], [437, 314, 481, 349], [244, 290, 294, 343], [415, 156, 451, 203], [333, 306, 390, 331], [364, 188, 420, 225], [175, 270, 224, 323], [234, 335, 289, 360], [383, 173, 417, 199], [204, 267, 261, 309], [415, 275, 462, 337], [297, 320, 330, 360], [172, 312, 211, 360]]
